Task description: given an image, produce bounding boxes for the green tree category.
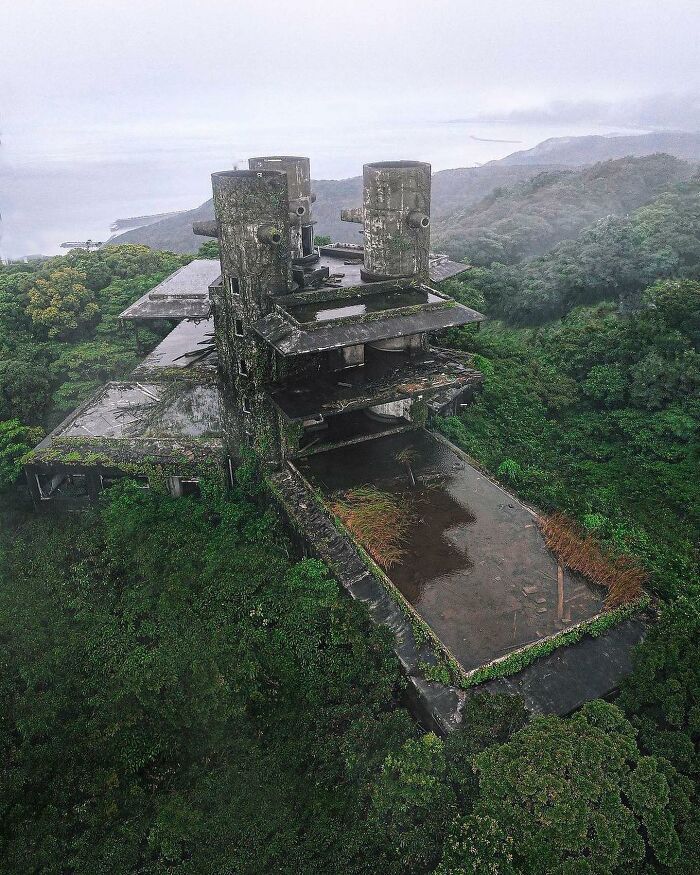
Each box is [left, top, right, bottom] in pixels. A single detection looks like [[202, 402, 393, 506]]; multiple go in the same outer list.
[[619, 598, 700, 778], [25, 267, 99, 339], [0, 420, 43, 490], [451, 701, 683, 874]]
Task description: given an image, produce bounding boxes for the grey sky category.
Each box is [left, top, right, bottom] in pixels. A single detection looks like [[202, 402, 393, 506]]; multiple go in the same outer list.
[[3, 0, 700, 135]]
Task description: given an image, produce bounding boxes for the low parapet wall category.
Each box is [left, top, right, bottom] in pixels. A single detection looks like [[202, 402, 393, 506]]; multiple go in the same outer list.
[[268, 461, 467, 735]]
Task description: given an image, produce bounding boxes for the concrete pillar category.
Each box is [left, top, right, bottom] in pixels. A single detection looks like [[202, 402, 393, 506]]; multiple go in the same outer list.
[[248, 156, 316, 263], [210, 169, 289, 467], [211, 169, 291, 321], [361, 160, 431, 283]]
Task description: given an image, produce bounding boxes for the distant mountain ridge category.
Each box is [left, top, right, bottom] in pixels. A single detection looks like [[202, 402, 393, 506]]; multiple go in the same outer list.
[[110, 131, 700, 256], [110, 164, 547, 254], [431, 154, 696, 264], [493, 131, 700, 166]]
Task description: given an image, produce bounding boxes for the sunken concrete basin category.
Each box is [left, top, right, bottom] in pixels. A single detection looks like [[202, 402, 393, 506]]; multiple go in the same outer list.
[[298, 429, 606, 674]]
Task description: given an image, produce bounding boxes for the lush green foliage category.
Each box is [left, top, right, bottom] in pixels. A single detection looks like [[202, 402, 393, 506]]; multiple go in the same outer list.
[[0, 244, 188, 429], [442, 701, 692, 874], [2, 483, 697, 873], [465, 173, 700, 322], [0, 484, 412, 872], [432, 154, 693, 266], [620, 598, 700, 779], [196, 239, 220, 258], [0, 419, 44, 490], [439, 280, 700, 599]]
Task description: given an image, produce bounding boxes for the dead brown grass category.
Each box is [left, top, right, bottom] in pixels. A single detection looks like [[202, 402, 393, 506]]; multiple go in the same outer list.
[[332, 486, 412, 569], [538, 512, 648, 608]]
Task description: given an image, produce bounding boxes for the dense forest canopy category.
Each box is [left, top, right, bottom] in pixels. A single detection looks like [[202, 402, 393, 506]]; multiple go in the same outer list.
[[1, 478, 698, 873], [431, 154, 695, 265], [461, 172, 700, 322]]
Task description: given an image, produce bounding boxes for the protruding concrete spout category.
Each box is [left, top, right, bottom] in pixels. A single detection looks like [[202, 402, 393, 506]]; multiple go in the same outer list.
[[193, 220, 219, 238], [289, 200, 308, 219], [257, 223, 284, 245], [407, 210, 430, 229], [340, 208, 363, 224]]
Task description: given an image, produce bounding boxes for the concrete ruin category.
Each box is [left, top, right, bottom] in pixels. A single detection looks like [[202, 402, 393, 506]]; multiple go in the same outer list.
[[24, 155, 645, 732]]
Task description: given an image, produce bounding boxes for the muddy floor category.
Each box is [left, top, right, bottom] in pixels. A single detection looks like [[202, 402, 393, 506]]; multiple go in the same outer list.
[[298, 429, 605, 673]]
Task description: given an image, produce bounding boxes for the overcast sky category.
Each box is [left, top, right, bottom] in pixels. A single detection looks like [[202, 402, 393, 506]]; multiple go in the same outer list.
[[3, 0, 700, 138]]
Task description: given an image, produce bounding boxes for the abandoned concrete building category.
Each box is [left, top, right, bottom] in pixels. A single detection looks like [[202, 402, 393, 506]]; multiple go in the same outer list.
[[24, 156, 646, 732]]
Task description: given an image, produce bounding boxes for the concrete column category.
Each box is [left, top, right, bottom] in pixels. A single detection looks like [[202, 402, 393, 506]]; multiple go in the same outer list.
[[211, 169, 291, 321], [248, 156, 316, 263], [361, 160, 431, 283]]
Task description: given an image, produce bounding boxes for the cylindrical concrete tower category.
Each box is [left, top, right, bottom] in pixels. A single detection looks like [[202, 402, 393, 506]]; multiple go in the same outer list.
[[361, 160, 431, 283], [248, 156, 316, 263], [212, 169, 291, 320]]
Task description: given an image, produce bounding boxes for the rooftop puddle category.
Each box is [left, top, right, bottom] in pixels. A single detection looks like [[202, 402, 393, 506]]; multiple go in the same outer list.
[[298, 430, 606, 673], [287, 289, 442, 323]]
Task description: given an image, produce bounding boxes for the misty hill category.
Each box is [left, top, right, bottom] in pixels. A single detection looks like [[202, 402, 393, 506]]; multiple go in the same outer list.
[[494, 131, 700, 166], [109, 164, 550, 254], [467, 172, 700, 323], [431, 154, 696, 264], [110, 132, 700, 258]]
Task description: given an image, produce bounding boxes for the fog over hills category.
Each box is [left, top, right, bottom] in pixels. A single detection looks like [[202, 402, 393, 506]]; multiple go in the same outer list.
[[110, 132, 700, 256], [431, 154, 696, 264], [494, 130, 700, 166]]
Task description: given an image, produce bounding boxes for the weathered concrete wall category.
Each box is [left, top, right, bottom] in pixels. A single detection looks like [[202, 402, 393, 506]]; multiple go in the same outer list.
[[362, 161, 431, 282], [210, 169, 291, 465], [248, 156, 316, 263], [212, 169, 291, 316]]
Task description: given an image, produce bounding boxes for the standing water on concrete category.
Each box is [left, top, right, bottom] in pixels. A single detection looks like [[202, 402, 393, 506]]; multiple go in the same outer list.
[[286, 289, 443, 324], [298, 430, 606, 673]]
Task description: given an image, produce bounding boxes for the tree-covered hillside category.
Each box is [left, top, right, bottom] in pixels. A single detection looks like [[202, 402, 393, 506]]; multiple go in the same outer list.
[[0, 244, 188, 431], [465, 172, 700, 322], [431, 154, 695, 264]]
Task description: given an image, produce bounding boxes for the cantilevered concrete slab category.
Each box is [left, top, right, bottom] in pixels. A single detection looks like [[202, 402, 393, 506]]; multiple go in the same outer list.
[[34, 381, 223, 446], [478, 618, 646, 715], [118, 259, 221, 321], [252, 289, 484, 356], [270, 351, 482, 422], [133, 318, 217, 377]]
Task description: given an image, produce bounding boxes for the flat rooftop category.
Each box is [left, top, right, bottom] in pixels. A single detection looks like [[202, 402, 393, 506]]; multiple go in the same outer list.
[[35, 380, 223, 455], [271, 350, 482, 422], [133, 317, 216, 377], [117, 250, 470, 322], [317, 245, 470, 286], [298, 430, 608, 674], [118, 259, 220, 321], [287, 287, 444, 324]]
